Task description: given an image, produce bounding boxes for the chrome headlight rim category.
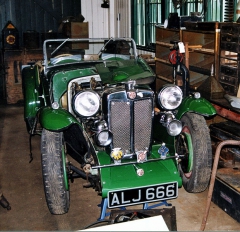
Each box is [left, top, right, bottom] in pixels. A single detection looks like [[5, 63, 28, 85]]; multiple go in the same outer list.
[[72, 90, 100, 117], [158, 84, 183, 110], [95, 130, 113, 147]]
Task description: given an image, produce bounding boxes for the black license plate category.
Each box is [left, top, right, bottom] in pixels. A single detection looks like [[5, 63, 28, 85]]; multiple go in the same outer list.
[[108, 182, 178, 208]]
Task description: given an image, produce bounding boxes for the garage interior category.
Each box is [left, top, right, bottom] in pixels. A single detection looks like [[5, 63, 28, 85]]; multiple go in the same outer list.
[[1, 0, 240, 231]]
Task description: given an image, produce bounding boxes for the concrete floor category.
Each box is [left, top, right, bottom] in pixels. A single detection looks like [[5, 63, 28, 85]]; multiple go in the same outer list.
[[0, 105, 240, 231]]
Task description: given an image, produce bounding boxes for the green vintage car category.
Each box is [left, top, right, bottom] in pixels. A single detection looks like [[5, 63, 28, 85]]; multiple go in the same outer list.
[[22, 37, 216, 216]]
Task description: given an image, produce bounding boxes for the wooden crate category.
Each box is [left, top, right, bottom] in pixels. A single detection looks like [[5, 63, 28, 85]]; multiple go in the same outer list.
[[62, 22, 89, 49], [212, 170, 240, 223]]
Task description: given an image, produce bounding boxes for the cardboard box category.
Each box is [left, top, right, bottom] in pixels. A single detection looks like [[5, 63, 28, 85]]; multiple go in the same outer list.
[[62, 22, 89, 49]]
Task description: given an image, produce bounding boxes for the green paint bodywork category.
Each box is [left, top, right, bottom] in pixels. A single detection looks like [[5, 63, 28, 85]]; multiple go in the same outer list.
[[39, 107, 80, 131], [97, 145, 182, 198], [23, 56, 155, 132], [184, 132, 193, 172], [96, 58, 155, 84], [62, 145, 69, 191], [176, 96, 216, 119], [153, 96, 216, 151], [52, 68, 97, 103]]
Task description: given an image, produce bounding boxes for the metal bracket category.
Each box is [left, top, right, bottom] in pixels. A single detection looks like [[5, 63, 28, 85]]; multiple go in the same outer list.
[[97, 198, 171, 221]]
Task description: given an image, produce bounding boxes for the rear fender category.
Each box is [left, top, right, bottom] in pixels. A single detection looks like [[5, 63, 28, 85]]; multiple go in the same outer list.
[[176, 96, 216, 119], [39, 107, 80, 131], [22, 65, 41, 132]]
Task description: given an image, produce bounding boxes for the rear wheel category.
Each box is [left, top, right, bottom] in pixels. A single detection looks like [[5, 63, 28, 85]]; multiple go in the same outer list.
[[41, 129, 69, 214], [176, 113, 212, 193]]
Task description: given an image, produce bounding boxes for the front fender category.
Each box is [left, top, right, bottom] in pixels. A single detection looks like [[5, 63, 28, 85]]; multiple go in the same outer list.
[[176, 96, 216, 119], [22, 65, 41, 132], [39, 107, 80, 131]]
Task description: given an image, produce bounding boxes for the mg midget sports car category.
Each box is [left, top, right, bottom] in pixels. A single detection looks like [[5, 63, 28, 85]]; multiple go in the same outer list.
[[22, 37, 216, 215]]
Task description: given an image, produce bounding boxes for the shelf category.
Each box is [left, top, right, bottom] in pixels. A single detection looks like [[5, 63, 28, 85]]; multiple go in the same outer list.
[[182, 31, 215, 46], [193, 58, 214, 68], [155, 41, 173, 48], [218, 22, 240, 96], [156, 74, 173, 83], [189, 71, 208, 85], [155, 57, 170, 64], [155, 61, 173, 83], [189, 57, 214, 76], [155, 27, 179, 43], [190, 47, 214, 55], [155, 24, 219, 91]]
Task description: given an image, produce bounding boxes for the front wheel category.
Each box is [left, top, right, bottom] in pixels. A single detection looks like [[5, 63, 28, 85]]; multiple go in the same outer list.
[[176, 113, 212, 193], [41, 129, 69, 214]]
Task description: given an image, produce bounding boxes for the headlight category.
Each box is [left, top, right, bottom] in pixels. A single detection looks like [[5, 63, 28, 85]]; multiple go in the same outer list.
[[158, 84, 183, 110], [72, 91, 100, 117]]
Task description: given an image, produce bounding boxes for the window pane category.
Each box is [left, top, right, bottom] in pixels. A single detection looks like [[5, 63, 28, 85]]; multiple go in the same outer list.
[[149, 0, 162, 44], [132, 0, 224, 49], [134, 0, 146, 45]]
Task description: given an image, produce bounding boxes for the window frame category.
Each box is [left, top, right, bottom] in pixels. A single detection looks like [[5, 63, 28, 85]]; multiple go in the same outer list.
[[132, 0, 230, 51]]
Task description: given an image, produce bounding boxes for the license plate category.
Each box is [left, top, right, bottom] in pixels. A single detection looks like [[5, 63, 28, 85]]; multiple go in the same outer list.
[[108, 181, 178, 208]]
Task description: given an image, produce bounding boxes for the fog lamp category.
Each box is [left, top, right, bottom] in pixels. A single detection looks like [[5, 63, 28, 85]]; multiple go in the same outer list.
[[95, 130, 113, 146], [93, 120, 112, 146], [167, 119, 182, 136]]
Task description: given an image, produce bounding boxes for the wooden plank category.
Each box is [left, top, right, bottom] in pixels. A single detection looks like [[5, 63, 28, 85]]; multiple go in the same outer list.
[[191, 47, 214, 55], [155, 41, 172, 47], [155, 57, 171, 64]]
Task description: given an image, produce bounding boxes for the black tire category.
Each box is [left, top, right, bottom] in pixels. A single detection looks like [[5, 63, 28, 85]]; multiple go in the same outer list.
[[176, 113, 212, 193], [41, 129, 69, 214]]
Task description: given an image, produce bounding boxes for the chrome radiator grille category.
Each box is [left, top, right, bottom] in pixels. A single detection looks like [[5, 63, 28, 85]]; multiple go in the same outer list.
[[134, 99, 152, 151], [109, 98, 153, 155], [110, 101, 131, 152]]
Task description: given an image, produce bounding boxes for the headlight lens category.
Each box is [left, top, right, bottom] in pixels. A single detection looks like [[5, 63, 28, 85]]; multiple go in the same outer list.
[[96, 130, 113, 146], [167, 119, 182, 136], [73, 91, 100, 117], [158, 85, 183, 110]]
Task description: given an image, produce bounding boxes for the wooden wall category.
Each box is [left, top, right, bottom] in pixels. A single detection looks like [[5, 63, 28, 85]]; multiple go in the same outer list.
[[0, 0, 82, 102], [0, 0, 134, 49], [0, 0, 82, 48]]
